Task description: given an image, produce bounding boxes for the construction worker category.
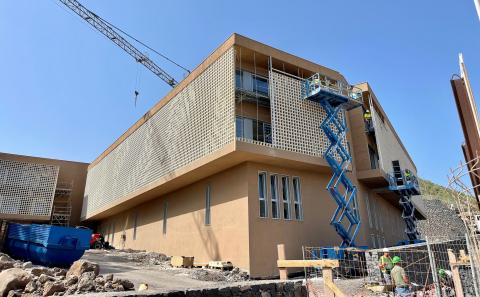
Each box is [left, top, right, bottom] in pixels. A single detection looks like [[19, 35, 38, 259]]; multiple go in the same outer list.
[[364, 109, 372, 131], [438, 269, 454, 293], [379, 248, 393, 285], [404, 169, 412, 182], [390, 256, 410, 297]]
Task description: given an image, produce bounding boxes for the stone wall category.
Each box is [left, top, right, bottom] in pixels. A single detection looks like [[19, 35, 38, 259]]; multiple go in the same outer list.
[[81, 281, 306, 297]]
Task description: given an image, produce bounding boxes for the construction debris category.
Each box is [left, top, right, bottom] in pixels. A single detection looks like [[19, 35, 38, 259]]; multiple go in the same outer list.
[[0, 254, 135, 296]]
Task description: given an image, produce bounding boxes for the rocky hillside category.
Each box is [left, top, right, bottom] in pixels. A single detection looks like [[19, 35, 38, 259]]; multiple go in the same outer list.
[[418, 178, 477, 209]]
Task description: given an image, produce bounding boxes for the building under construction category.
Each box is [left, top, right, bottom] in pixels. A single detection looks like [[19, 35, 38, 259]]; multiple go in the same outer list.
[[0, 152, 88, 227], [77, 34, 424, 277]]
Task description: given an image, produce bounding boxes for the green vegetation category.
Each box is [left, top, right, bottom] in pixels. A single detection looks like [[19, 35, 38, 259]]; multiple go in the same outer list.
[[418, 177, 478, 209]]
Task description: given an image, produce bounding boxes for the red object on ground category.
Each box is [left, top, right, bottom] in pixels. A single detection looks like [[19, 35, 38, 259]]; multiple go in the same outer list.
[[90, 233, 104, 249]]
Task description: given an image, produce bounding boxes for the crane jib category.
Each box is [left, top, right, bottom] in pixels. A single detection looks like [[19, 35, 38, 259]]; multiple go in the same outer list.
[[58, 0, 178, 88]]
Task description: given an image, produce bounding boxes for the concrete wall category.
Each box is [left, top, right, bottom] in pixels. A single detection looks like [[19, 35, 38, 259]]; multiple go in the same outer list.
[[83, 48, 236, 219], [0, 152, 88, 226], [245, 162, 405, 277], [97, 164, 251, 272], [372, 107, 416, 174]]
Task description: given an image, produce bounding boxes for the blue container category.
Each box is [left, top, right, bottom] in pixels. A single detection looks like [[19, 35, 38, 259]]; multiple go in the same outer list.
[[5, 223, 92, 267]]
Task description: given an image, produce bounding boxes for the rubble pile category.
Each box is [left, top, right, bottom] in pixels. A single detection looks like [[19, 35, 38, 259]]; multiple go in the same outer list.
[[123, 251, 170, 266], [0, 256, 134, 297], [187, 267, 248, 282], [103, 249, 249, 283]]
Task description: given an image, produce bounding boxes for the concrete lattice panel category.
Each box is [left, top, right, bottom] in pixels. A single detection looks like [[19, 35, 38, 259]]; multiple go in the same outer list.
[[83, 48, 236, 218], [269, 70, 345, 158], [0, 159, 59, 217]]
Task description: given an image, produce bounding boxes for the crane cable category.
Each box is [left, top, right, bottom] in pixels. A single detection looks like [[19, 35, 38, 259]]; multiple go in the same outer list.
[[95, 13, 191, 74]]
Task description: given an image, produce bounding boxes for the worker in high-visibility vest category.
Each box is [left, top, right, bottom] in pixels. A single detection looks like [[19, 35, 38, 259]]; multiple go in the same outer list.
[[364, 109, 372, 131], [364, 109, 372, 121], [379, 248, 393, 285], [404, 169, 412, 182]]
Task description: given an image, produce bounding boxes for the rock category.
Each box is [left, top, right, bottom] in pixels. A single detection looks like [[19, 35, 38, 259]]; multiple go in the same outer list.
[[113, 284, 124, 292], [64, 285, 76, 296], [63, 275, 77, 287], [66, 260, 99, 278], [104, 281, 113, 291], [21, 262, 32, 269], [79, 271, 96, 282], [104, 274, 113, 282], [94, 277, 105, 286], [138, 283, 148, 291], [0, 255, 13, 263], [113, 278, 134, 290], [77, 276, 94, 292], [38, 275, 51, 284], [23, 282, 36, 294], [30, 268, 49, 277], [6, 290, 22, 297], [0, 268, 32, 297], [260, 291, 271, 297], [0, 262, 14, 272], [42, 281, 65, 296]]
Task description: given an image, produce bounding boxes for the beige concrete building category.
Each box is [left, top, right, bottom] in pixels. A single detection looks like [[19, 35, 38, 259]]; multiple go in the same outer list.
[[82, 34, 422, 277], [0, 152, 88, 226]]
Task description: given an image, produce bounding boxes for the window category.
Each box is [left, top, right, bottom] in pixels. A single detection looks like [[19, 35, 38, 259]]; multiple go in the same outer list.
[[292, 177, 303, 220], [205, 185, 211, 225], [258, 173, 268, 218], [368, 146, 379, 169], [236, 70, 269, 97], [281, 176, 291, 220], [365, 194, 373, 229], [111, 222, 115, 244], [133, 212, 138, 240], [162, 201, 168, 235], [270, 175, 279, 219], [236, 116, 272, 144]]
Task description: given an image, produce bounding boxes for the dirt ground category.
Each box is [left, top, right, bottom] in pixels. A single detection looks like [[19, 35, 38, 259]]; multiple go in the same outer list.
[[306, 278, 391, 297], [81, 249, 392, 296], [82, 249, 267, 292]]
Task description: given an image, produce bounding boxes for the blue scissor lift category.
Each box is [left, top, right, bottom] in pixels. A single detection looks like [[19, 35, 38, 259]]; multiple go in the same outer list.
[[387, 167, 421, 240], [302, 73, 363, 249]]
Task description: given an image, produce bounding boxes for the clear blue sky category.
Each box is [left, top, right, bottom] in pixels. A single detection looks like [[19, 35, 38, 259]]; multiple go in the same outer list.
[[1, 1, 479, 186]]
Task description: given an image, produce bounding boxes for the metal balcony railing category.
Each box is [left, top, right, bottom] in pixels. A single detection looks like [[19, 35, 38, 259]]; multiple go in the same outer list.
[[302, 73, 362, 109]]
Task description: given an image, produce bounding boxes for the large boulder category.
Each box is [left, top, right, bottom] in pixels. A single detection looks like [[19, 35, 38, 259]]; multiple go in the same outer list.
[[0, 263, 13, 273], [66, 260, 99, 278], [0, 268, 32, 297]]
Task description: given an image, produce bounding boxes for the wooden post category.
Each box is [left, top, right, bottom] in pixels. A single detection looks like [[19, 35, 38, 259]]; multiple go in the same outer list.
[[277, 244, 287, 280], [323, 267, 334, 297], [447, 249, 464, 297]]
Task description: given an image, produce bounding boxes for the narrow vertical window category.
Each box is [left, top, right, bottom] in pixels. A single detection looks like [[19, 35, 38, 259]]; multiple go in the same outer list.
[[133, 212, 138, 240], [270, 175, 279, 219], [111, 222, 115, 244], [281, 176, 291, 220], [292, 177, 303, 220], [258, 172, 267, 218], [162, 201, 168, 235], [205, 185, 211, 225]]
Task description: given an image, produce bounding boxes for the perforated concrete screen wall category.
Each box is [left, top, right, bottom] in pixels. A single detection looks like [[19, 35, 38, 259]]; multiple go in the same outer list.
[[269, 70, 346, 157], [0, 159, 59, 217], [82, 48, 236, 218]]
